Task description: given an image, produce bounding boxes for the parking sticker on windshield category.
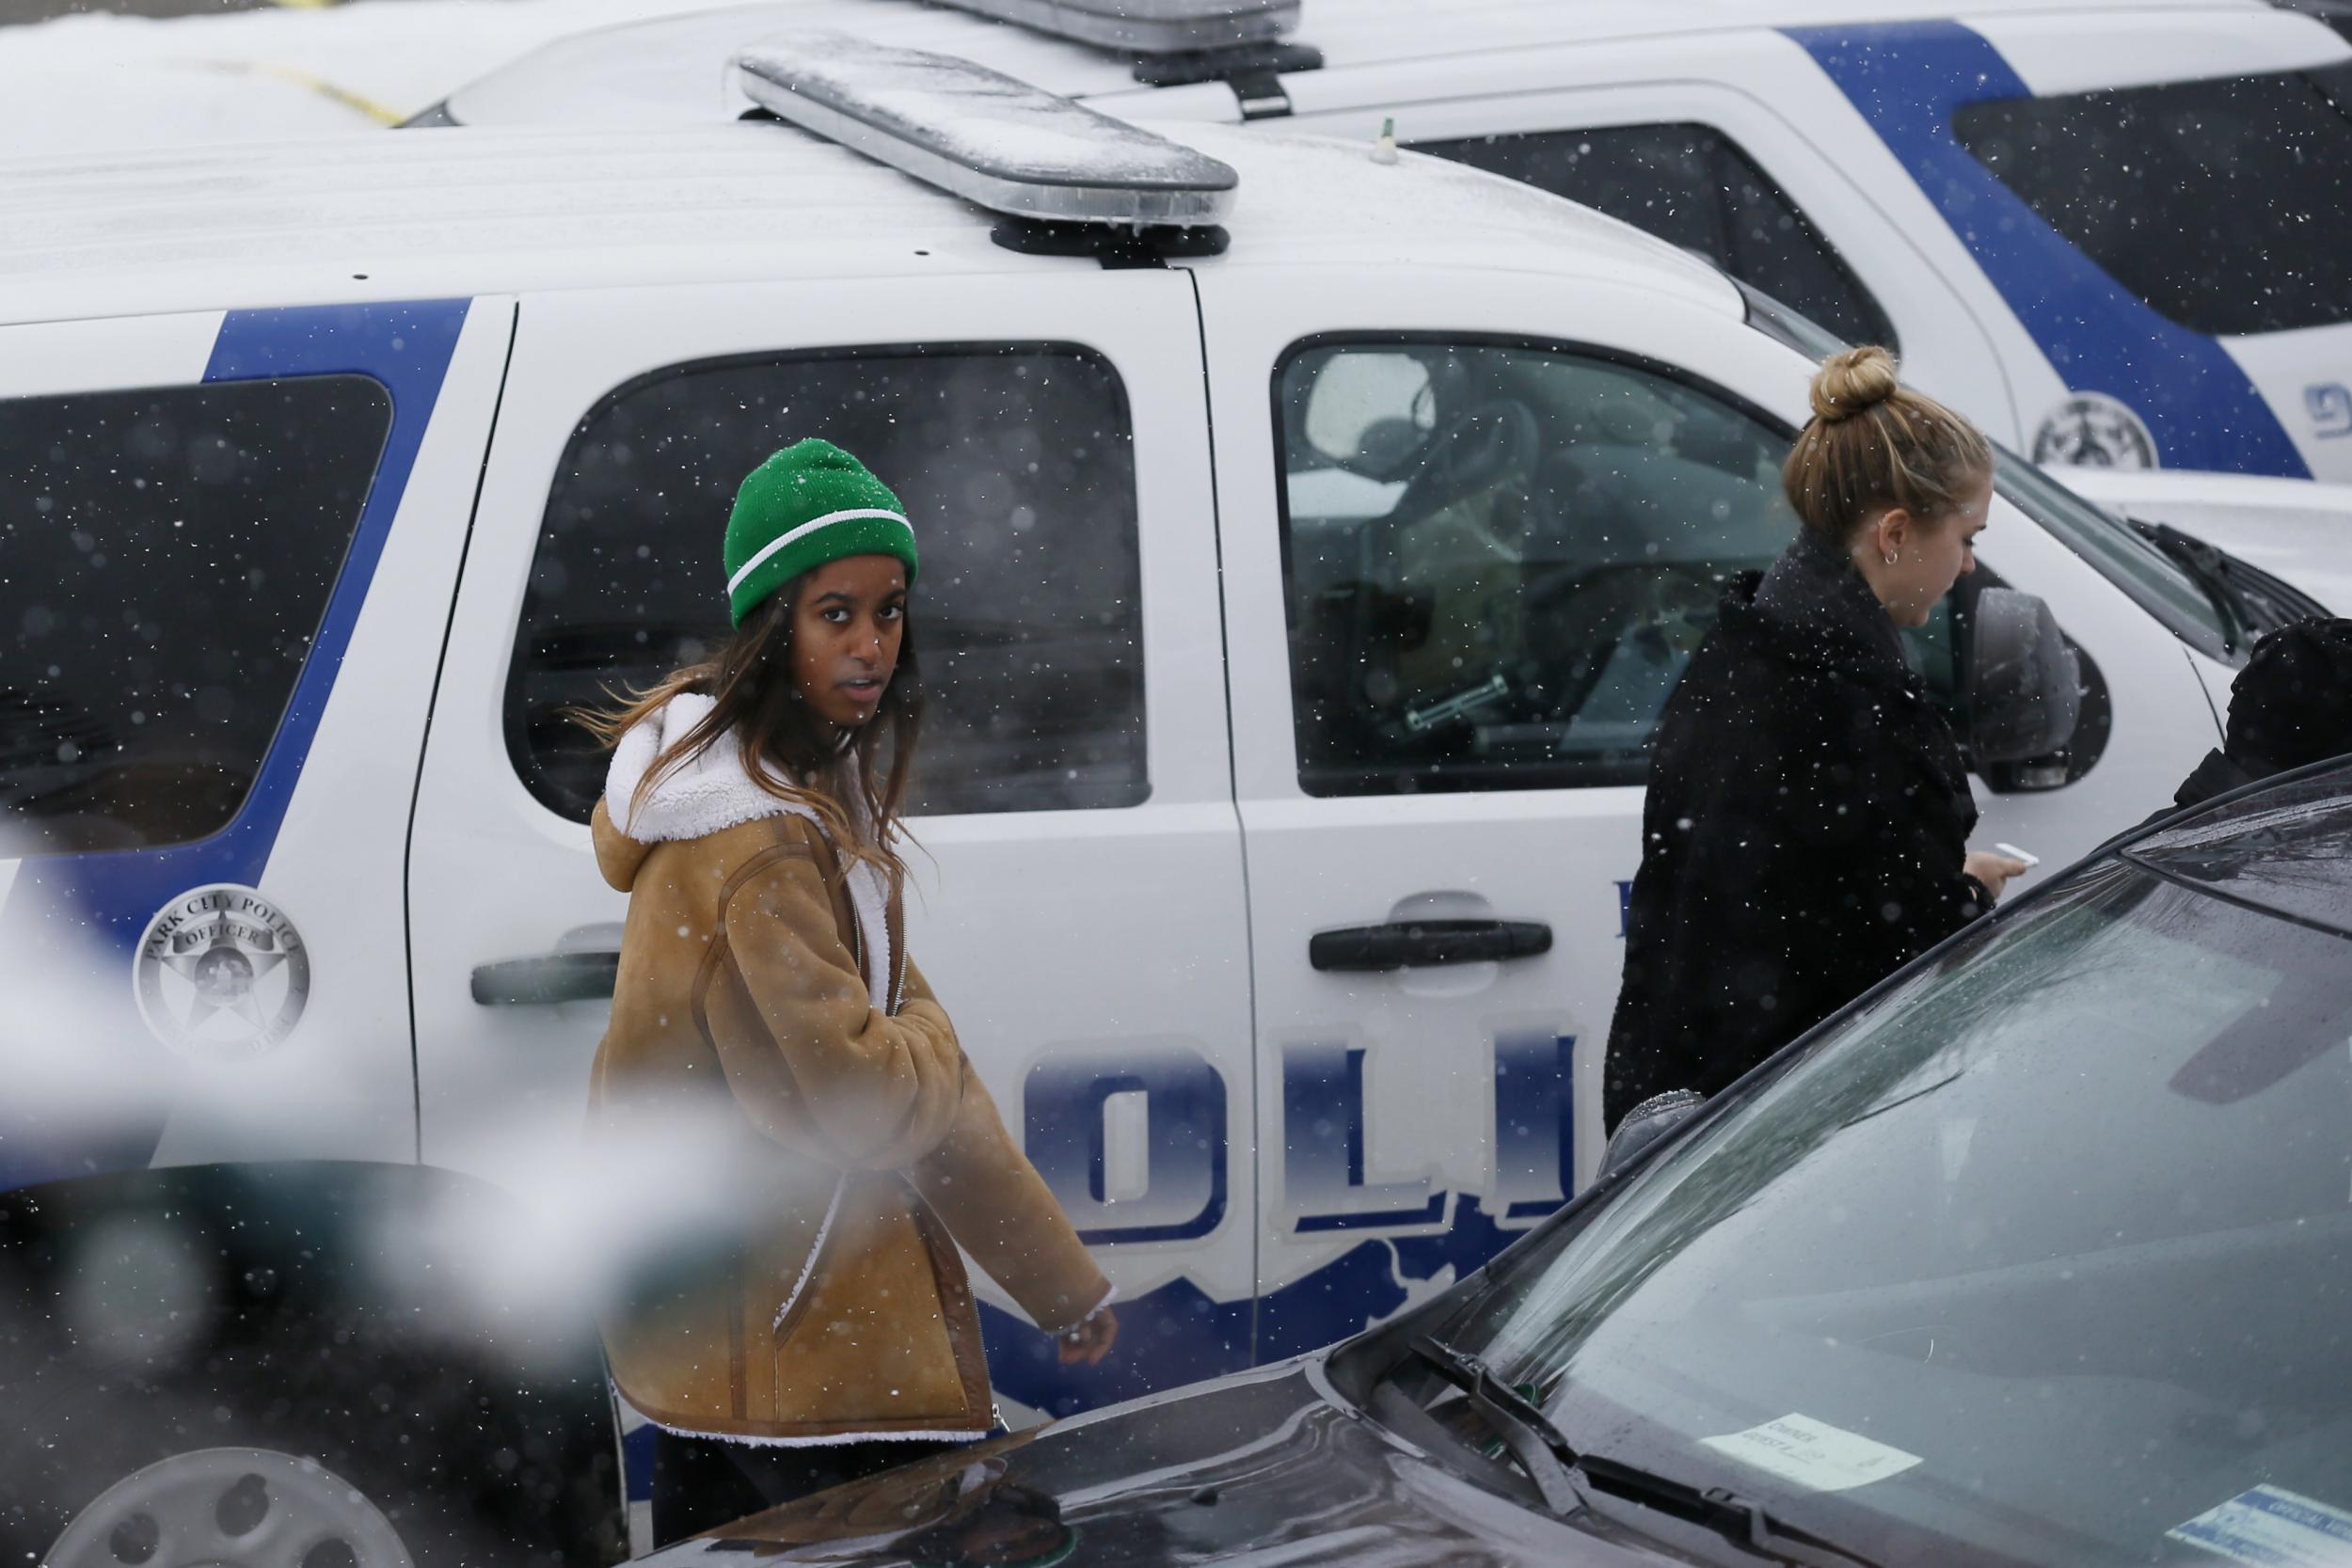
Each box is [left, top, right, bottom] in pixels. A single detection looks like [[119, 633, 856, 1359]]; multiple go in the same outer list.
[[2169, 1485, 2352, 1567], [1698, 1414, 1921, 1493]]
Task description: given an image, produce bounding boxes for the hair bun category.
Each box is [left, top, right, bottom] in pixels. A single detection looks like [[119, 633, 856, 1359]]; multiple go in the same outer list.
[[1809, 345, 1900, 424]]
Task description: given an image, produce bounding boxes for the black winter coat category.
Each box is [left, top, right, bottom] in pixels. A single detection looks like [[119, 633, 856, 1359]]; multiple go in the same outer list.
[[1604, 529, 1989, 1128]]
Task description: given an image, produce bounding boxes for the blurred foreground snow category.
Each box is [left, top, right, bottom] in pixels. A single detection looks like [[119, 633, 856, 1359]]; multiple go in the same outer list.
[[0, 891, 817, 1373]]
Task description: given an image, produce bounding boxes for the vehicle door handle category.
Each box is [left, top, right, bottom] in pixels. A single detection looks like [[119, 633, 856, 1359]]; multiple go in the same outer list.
[[1308, 919, 1551, 973], [470, 950, 619, 1006]]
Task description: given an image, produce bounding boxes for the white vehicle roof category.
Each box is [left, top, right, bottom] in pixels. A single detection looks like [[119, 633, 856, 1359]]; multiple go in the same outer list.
[[438, 0, 2287, 126], [0, 119, 1740, 326]]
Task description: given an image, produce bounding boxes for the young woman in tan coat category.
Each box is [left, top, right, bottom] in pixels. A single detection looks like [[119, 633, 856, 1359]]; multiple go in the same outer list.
[[579, 438, 1117, 1544]]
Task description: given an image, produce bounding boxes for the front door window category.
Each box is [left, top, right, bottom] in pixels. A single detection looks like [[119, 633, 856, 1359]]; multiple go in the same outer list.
[[1277, 337, 1800, 794]]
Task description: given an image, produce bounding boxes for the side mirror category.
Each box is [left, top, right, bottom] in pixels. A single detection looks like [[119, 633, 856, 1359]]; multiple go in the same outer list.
[[1968, 589, 2081, 766], [1600, 1089, 1705, 1178]]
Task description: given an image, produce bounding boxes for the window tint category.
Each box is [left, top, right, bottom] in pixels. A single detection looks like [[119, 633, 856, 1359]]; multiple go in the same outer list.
[[508, 345, 1146, 820], [1277, 339, 1797, 795], [1415, 123, 1898, 351], [1, 378, 389, 856], [1953, 65, 2352, 335]]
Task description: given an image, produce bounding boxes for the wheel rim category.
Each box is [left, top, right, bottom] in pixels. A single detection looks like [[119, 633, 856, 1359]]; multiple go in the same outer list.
[[45, 1447, 415, 1568]]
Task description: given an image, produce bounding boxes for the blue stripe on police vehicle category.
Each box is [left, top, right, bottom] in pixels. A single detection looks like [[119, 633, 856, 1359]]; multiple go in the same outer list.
[[989, 1031, 1579, 1418], [1786, 20, 2311, 479], [0, 300, 468, 1194]]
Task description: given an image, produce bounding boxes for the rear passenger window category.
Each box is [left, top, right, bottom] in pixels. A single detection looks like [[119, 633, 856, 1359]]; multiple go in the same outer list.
[[506, 345, 1146, 820], [1, 378, 389, 856], [1953, 65, 2352, 336], [1415, 123, 1898, 351], [1276, 338, 1797, 795]]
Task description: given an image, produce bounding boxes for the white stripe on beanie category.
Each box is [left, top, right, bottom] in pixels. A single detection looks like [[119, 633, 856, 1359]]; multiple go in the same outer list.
[[725, 507, 913, 595]]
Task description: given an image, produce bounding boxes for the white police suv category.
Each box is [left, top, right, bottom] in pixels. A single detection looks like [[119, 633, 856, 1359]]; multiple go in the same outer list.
[[0, 31, 2292, 1563], [414, 0, 2352, 485]]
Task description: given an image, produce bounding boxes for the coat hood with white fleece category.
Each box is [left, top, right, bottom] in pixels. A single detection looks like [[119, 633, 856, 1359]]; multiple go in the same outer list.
[[601, 690, 894, 1007]]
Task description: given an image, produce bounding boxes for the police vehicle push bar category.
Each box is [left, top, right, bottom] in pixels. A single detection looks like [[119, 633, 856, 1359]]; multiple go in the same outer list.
[[735, 35, 1238, 229]]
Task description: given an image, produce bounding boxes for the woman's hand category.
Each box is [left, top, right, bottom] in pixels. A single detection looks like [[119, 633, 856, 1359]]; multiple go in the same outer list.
[[1964, 849, 2032, 903], [1056, 1307, 1117, 1367]]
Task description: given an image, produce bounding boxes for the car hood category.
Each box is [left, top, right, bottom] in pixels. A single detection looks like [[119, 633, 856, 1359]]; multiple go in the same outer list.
[[2054, 467, 2352, 615], [640, 1358, 1677, 1566]]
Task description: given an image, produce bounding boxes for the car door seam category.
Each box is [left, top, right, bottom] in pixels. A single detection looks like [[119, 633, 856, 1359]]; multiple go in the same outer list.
[[401, 295, 518, 1165], [1183, 265, 1265, 1362]]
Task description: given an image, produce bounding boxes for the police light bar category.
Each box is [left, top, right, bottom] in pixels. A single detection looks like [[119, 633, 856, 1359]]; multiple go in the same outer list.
[[736, 36, 1238, 228], [930, 0, 1299, 55]]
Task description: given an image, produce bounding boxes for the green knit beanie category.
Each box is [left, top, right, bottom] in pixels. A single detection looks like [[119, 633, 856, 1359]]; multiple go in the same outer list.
[[723, 439, 919, 626]]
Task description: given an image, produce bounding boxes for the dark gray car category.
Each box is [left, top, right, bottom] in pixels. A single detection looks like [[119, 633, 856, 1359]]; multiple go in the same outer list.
[[649, 760, 2352, 1567]]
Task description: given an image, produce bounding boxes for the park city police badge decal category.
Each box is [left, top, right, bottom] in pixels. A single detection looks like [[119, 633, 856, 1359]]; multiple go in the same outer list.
[[134, 885, 310, 1061], [2031, 391, 2159, 470]]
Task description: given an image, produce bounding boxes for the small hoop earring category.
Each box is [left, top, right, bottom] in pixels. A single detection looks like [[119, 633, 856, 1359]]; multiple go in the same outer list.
[[1884, 550, 1899, 565]]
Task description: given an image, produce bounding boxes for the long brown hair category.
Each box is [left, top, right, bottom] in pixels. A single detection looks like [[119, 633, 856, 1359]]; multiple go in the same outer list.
[[571, 570, 924, 886], [1783, 345, 1992, 544]]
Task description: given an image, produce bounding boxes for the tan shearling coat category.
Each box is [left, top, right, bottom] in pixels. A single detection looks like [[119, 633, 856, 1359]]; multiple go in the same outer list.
[[586, 694, 1110, 1445]]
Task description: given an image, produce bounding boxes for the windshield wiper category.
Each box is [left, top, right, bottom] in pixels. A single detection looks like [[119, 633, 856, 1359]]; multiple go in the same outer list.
[[1405, 1337, 1883, 1568], [1406, 1335, 1590, 1513], [2130, 518, 2254, 652]]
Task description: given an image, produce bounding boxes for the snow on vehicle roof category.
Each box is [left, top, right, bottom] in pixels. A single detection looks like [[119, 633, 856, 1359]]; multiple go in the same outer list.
[[445, 1, 1145, 129], [0, 120, 1739, 326], [930, 0, 1299, 55], [440, 0, 2278, 126], [1257, 0, 2275, 69]]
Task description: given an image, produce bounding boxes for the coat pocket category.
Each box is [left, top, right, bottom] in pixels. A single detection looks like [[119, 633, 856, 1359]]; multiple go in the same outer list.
[[599, 1251, 747, 1427], [770, 1182, 973, 1430]]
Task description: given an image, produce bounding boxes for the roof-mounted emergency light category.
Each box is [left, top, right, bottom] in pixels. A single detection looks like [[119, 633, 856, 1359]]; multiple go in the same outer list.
[[927, 0, 1298, 56], [736, 35, 1238, 229]]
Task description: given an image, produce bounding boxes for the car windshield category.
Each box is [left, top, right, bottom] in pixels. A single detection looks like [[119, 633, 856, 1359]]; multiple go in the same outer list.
[[1740, 283, 2238, 663], [1413, 853, 2352, 1565]]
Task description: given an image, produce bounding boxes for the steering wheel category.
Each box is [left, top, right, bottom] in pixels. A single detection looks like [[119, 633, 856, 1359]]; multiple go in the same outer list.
[[1389, 400, 1541, 528]]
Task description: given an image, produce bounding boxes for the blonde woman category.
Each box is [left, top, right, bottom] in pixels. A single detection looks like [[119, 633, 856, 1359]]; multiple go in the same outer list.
[[1605, 348, 2029, 1127]]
